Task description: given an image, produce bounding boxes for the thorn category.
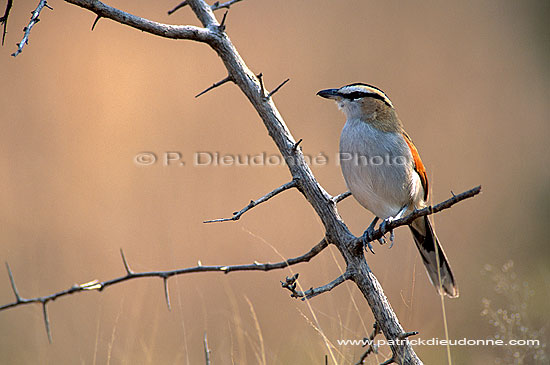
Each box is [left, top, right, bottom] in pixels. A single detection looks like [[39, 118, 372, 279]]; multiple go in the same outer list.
[[44, 3, 53, 10], [195, 75, 232, 98], [5, 262, 22, 302], [388, 231, 395, 248], [197, 260, 202, 267], [267, 78, 290, 99], [399, 331, 419, 339], [257, 73, 265, 98], [218, 10, 228, 32], [292, 138, 303, 152], [204, 332, 211, 365], [163, 277, 171, 311], [120, 249, 133, 275], [91, 15, 101, 31], [42, 302, 52, 343], [379, 357, 395, 365], [167, 0, 188, 15]]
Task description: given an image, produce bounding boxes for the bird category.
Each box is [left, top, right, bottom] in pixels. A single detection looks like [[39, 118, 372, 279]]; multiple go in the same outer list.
[[317, 83, 458, 298]]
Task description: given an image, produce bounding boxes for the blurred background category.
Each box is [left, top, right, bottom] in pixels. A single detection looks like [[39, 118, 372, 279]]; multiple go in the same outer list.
[[1, 0, 548, 363]]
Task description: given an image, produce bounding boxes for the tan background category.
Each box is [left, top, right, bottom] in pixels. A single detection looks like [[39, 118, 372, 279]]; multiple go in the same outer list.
[[1, 0, 548, 364]]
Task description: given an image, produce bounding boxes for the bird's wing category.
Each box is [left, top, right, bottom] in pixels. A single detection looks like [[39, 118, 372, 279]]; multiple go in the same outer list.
[[402, 132, 429, 200]]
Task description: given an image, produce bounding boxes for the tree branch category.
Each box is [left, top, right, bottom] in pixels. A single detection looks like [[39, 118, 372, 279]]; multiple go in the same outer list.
[[356, 185, 482, 248], [65, 0, 213, 43], [333, 190, 351, 204], [356, 322, 381, 365], [204, 179, 297, 223], [0, 0, 13, 45], [281, 270, 352, 300], [11, 0, 52, 57], [0, 239, 328, 313]]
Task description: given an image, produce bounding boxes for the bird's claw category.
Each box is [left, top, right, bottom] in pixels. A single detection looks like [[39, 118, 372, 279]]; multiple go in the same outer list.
[[389, 230, 395, 248], [361, 227, 376, 254], [380, 218, 396, 248]]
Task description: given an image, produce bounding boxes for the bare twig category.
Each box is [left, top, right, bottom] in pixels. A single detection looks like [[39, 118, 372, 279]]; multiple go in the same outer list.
[[333, 191, 351, 204], [0, 239, 329, 312], [357, 185, 481, 248], [65, 0, 213, 43], [267, 78, 290, 99], [355, 322, 381, 365], [211, 0, 244, 11], [195, 75, 233, 98], [168, 1, 188, 15], [282, 271, 352, 300], [0, 0, 13, 45], [12, 0, 52, 57], [203, 179, 297, 223]]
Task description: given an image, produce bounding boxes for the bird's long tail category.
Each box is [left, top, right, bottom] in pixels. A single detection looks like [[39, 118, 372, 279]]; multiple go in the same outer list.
[[409, 215, 458, 298]]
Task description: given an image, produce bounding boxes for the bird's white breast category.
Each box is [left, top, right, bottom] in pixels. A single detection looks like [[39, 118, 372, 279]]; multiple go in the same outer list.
[[339, 118, 422, 219]]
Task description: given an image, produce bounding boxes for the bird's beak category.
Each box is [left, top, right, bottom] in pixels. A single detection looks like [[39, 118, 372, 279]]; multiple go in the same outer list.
[[316, 88, 339, 99]]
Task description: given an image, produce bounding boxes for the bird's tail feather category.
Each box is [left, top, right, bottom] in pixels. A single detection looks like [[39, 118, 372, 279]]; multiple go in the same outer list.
[[409, 215, 458, 298]]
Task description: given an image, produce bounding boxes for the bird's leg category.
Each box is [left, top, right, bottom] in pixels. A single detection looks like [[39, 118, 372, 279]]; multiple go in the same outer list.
[[361, 217, 379, 254], [380, 205, 408, 249]]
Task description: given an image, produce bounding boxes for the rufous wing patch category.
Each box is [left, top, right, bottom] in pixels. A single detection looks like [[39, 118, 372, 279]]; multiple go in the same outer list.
[[402, 132, 429, 200]]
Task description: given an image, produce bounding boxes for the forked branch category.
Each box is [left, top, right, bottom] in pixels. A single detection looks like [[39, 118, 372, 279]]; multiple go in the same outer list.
[[1, 239, 328, 341]]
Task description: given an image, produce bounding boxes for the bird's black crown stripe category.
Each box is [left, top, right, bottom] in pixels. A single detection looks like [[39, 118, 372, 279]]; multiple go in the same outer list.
[[339, 90, 390, 106]]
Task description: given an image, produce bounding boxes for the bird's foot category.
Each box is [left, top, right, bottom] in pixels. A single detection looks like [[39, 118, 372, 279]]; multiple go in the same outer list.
[[379, 218, 396, 248], [361, 217, 379, 254], [361, 227, 376, 254]]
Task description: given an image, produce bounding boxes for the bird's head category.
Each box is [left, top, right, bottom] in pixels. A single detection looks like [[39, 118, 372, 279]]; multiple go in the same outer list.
[[317, 83, 398, 128]]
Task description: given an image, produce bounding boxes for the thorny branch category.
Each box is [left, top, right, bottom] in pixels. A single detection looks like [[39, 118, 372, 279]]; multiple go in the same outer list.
[[356, 322, 381, 365], [0, 0, 13, 45], [281, 271, 352, 300], [4, 1, 483, 363], [2, 239, 328, 341], [356, 186, 482, 249], [11, 0, 52, 57], [204, 179, 297, 223]]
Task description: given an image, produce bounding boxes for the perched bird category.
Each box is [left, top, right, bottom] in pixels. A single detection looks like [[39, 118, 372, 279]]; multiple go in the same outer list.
[[317, 83, 458, 297]]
